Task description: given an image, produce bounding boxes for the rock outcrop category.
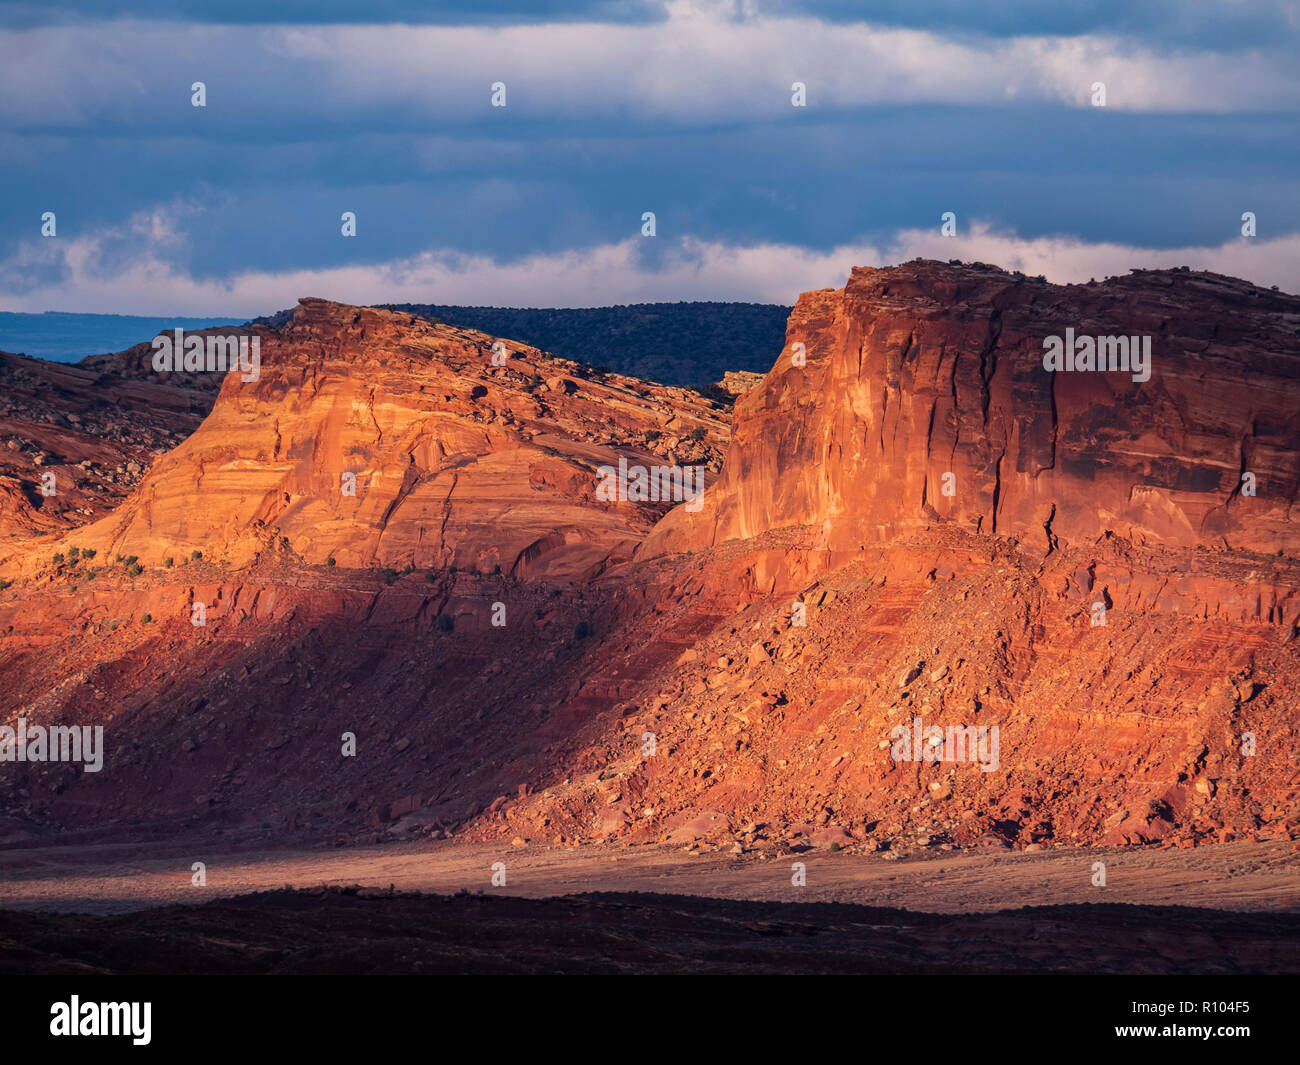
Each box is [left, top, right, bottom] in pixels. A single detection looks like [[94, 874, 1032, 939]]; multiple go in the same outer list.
[[647, 261, 1300, 561], [3, 300, 728, 581]]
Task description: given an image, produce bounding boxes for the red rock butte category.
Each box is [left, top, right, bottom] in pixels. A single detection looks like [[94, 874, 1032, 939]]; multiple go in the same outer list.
[[0, 261, 1297, 857]]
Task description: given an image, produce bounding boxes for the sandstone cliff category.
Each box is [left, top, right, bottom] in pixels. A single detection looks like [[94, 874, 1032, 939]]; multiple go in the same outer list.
[[3, 300, 727, 581], [646, 261, 1299, 561]]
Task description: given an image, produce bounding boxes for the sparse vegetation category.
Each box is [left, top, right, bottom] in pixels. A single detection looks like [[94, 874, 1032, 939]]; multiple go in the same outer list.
[[574, 620, 593, 640]]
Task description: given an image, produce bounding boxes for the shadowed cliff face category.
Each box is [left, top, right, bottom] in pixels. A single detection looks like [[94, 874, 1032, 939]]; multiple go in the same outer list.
[[2, 300, 728, 582], [645, 262, 1300, 561]]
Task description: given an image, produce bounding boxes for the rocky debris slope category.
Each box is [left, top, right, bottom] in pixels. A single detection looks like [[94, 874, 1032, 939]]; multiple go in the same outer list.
[[0, 351, 214, 540], [482, 528, 1300, 856], [76, 327, 250, 394]]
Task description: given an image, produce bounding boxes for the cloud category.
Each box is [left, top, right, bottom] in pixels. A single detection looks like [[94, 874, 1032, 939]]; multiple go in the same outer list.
[[9, 1, 1300, 55], [4, 215, 1296, 315], [4, 8, 1300, 134]]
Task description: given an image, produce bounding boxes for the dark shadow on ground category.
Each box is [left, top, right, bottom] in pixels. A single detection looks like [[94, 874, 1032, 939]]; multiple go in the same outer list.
[[3, 887, 1298, 974]]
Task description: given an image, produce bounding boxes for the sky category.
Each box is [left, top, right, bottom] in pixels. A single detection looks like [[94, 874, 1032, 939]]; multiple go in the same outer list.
[[1, 0, 1298, 315]]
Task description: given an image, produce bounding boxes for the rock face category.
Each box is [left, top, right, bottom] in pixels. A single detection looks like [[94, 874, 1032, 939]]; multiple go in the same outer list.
[[716, 370, 763, 397], [1, 266, 1298, 859], [4, 299, 728, 581], [647, 262, 1300, 560]]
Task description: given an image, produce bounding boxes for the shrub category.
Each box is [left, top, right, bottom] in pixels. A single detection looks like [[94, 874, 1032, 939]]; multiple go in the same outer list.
[[164, 556, 174, 568], [0, 578, 10, 590], [141, 613, 152, 624], [82, 548, 96, 559], [426, 572, 438, 583], [127, 562, 143, 578], [68, 547, 80, 561], [690, 426, 706, 442], [191, 550, 203, 560], [326, 557, 336, 567], [437, 614, 454, 632], [574, 620, 593, 640], [382, 568, 399, 585], [52, 552, 64, 564], [122, 554, 138, 567]]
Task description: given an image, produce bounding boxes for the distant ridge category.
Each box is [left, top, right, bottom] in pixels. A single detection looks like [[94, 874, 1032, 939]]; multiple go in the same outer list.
[[377, 302, 792, 387], [2, 303, 793, 388]]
